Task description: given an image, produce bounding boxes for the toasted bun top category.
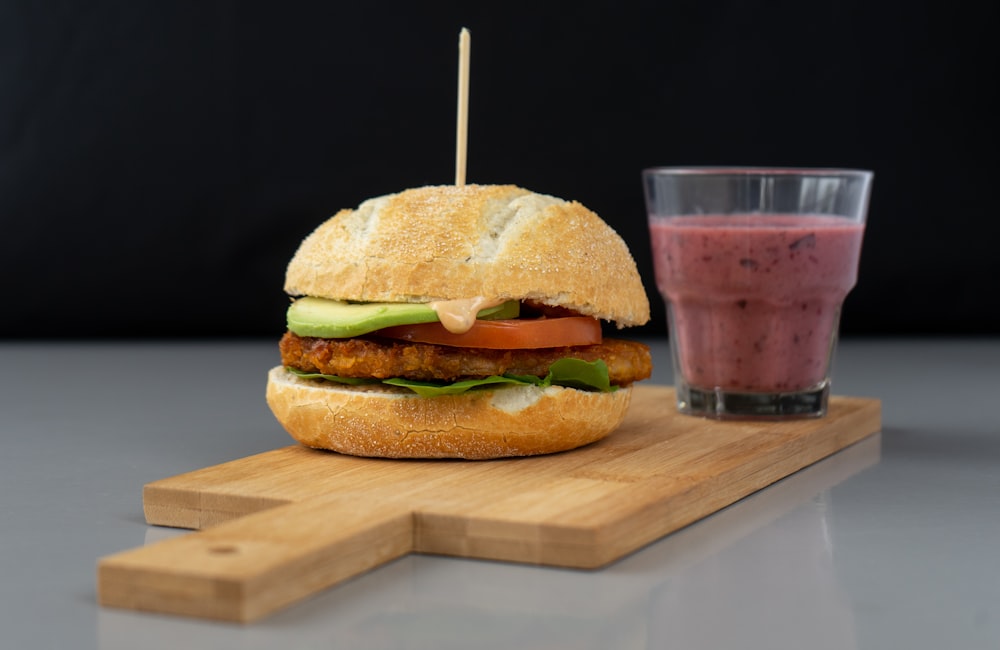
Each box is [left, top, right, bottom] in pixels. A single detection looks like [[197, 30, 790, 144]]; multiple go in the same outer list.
[[284, 184, 650, 327]]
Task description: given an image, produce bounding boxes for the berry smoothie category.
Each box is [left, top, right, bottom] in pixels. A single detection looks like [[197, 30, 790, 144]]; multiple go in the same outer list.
[[649, 214, 865, 393]]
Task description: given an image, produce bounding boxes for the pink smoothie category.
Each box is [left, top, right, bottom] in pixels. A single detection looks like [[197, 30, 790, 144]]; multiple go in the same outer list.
[[649, 214, 865, 393]]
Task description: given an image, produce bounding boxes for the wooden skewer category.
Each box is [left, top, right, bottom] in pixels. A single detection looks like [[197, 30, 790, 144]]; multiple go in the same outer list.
[[455, 27, 470, 186]]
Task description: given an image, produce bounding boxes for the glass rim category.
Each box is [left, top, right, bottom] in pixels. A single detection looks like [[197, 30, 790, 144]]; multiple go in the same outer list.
[[643, 166, 873, 179]]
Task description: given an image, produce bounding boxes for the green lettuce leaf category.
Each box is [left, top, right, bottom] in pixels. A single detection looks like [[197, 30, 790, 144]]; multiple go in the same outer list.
[[286, 358, 615, 397], [546, 358, 613, 392], [383, 375, 529, 397], [284, 369, 377, 385]]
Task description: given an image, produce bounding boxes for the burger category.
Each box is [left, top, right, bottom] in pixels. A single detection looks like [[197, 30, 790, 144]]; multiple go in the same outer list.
[[265, 184, 652, 459]]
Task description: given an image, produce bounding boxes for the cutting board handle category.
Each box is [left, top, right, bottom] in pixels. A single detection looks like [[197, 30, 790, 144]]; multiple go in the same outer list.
[[98, 496, 414, 622]]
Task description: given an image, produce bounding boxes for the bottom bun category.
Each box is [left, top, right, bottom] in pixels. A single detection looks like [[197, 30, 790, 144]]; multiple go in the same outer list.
[[265, 366, 634, 459]]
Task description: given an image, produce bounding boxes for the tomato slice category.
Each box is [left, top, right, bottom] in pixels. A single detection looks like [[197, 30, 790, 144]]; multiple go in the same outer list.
[[375, 317, 602, 349]]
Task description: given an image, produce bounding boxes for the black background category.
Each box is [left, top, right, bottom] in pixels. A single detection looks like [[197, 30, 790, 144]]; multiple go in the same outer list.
[[2, 1, 997, 339]]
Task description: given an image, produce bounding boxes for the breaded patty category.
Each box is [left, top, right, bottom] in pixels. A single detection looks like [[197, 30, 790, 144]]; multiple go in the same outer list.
[[279, 331, 652, 385]]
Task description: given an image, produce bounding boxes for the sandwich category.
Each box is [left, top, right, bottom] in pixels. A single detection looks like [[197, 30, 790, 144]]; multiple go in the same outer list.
[[265, 184, 652, 459]]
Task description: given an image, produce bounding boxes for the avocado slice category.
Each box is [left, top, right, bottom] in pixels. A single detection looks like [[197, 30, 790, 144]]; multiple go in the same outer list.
[[287, 297, 520, 338]]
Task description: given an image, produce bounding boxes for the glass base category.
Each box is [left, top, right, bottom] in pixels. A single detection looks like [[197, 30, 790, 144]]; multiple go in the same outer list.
[[676, 380, 830, 420]]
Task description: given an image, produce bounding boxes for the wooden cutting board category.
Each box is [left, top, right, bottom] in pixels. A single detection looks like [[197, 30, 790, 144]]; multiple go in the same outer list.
[[97, 385, 880, 622]]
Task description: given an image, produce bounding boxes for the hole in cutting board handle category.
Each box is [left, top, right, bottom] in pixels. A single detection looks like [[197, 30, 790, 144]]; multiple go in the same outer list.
[[208, 545, 239, 555]]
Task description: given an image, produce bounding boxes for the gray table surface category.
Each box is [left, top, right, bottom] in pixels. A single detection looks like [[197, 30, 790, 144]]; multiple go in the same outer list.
[[1, 338, 998, 649]]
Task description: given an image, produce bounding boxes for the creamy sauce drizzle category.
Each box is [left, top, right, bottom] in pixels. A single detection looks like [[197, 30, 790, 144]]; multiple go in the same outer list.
[[429, 296, 504, 334]]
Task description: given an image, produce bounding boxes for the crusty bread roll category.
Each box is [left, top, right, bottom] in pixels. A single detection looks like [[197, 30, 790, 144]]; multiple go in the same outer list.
[[284, 184, 650, 328], [266, 366, 633, 459], [268, 184, 651, 459]]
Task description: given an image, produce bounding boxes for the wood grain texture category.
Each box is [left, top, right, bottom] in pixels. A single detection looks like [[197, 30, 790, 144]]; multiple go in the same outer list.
[[97, 385, 881, 622]]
